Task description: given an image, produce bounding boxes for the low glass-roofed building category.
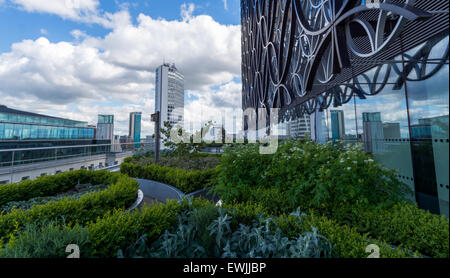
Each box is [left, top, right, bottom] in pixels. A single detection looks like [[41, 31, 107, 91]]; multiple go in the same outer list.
[[0, 105, 110, 167]]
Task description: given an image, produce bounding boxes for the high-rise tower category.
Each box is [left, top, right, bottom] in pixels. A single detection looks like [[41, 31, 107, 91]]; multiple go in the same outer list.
[[155, 63, 185, 129]]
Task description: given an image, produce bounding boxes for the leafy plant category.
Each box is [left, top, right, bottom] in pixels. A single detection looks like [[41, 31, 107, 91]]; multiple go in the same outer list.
[[121, 162, 218, 193], [119, 207, 332, 258], [211, 140, 450, 258], [158, 121, 213, 158], [0, 170, 120, 207], [346, 203, 449, 258], [0, 220, 91, 258], [0, 174, 139, 244], [0, 183, 108, 213]]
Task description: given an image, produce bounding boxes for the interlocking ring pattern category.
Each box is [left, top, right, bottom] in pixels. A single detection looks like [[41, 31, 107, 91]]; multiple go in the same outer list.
[[241, 0, 433, 122]]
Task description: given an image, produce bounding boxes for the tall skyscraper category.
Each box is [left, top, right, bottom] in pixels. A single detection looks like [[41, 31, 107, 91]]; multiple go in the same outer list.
[[383, 123, 401, 139], [155, 63, 185, 129], [129, 112, 142, 149], [287, 115, 311, 139], [96, 115, 114, 141], [330, 110, 345, 141]]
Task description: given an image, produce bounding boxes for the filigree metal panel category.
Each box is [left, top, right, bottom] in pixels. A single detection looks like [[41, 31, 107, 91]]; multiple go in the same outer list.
[[240, 0, 440, 122]]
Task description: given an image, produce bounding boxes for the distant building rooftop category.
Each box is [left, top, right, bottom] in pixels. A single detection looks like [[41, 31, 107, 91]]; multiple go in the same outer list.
[[0, 105, 88, 126]]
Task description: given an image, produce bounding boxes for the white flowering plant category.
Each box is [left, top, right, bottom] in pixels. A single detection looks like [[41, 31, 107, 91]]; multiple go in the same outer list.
[[214, 139, 413, 218]]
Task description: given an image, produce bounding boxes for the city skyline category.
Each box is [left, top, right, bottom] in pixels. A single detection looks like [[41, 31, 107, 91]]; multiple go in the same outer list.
[[0, 0, 242, 137]]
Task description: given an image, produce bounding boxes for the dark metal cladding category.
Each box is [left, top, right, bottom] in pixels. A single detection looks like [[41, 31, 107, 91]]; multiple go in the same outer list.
[[241, 0, 449, 123]]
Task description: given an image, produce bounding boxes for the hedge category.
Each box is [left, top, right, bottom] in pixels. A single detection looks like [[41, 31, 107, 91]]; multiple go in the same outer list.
[[342, 203, 449, 258], [240, 186, 449, 258], [275, 210, 419, 258], [86, 200, 418, 258], [120, 162, 218, 193], [0, 170, 119, 207], [0, 198, 420, 258], [0, 172, 139, 244], [86, 201, 183, 258], [85, 200, 418, 258]]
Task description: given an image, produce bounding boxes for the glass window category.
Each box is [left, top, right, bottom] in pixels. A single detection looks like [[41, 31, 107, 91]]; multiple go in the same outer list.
[[0, 113, 7, 121], [12, 124, 22, 139], [22, 125, 31, 140], [0, 123, 4, 139], [8, 114, 18, 123], [30, 125, 39, 139], [324, 89, 358, 146], [354, 57, 416, 197], [405, 34, 449, 216]]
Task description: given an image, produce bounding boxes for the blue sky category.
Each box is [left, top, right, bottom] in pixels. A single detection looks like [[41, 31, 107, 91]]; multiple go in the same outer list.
[[0, 0, 243, 136], [0, 1, 241, 52]]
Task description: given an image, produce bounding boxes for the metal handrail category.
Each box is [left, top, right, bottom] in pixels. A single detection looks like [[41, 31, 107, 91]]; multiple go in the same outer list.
[[0, 142, 151, 153]]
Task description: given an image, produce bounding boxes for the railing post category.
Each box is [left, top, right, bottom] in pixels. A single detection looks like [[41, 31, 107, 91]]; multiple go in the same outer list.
[[151, 112, 160, 163], [10, 150, 15, 183]]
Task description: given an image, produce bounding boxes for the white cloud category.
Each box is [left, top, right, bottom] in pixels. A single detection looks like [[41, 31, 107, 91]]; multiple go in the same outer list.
[[12, 0, 98, 20], [180, 2, 195, 22], [92, 11, 241, 90], [184, 81, 243, 127], [0, 8, 243, 136], [9, 0, 128, 28], [70, 29, 87, 40]]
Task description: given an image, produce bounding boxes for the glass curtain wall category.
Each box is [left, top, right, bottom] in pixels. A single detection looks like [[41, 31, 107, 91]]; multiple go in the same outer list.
[[313, 33, 449, 216], [404, 35, 449, 216]]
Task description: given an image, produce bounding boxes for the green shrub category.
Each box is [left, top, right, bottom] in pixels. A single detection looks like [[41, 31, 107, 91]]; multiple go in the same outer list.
[[0, 170, 119, 207], [0, 174, 138, 244], [215, 140, 411, 212], [244, 187, 297, 215], [1, 183, 108, 213], [0, 220, 91, 258], [212, 141, 450, 257], [344, 203, 449, 258], [121, 162, 218, 193], [119, 206, 332, 258], [275, 210, 419, 258], [87, 201, 181, 258], [214, 144, 273, 201], [126, 154, 221, 171]]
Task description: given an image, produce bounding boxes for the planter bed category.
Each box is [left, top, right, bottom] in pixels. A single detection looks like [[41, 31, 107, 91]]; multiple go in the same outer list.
[[0, 183, 109, 213]]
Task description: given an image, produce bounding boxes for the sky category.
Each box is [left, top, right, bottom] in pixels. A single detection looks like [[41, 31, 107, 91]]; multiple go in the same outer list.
[[0, 0, 243, 136]]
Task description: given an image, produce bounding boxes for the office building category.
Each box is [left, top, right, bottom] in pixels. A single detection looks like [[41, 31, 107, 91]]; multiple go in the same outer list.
[[129, 112, 142, 149], [155, 63, 185, 129], [383, 123, 401, 140], [330, 110, 345, 141], [241, 0, 449, 216], [287, 115, 311, 139], [96, 115, 114, 141], [0, 105, 110, 167]]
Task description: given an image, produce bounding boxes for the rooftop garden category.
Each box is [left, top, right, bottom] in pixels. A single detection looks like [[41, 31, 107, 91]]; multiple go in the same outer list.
[[0, 137, 448, 258]]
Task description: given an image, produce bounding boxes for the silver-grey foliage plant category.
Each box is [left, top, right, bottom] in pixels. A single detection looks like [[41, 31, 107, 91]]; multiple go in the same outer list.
[[118, 208, 332, 258]]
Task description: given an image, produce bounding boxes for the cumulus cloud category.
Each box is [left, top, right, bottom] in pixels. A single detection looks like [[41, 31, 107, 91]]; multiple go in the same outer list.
[[0, 7, 243, 136], [12, 0, 100, 21], [184, 81, 243, 130], [9, 0, 129, 28], [180, 2, 195, 22], [96, 12, 241, 90]]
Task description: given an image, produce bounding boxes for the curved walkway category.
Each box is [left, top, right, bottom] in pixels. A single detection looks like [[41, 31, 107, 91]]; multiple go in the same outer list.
[[135, 178, 184, 206], [135, 178, 221, 207]]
